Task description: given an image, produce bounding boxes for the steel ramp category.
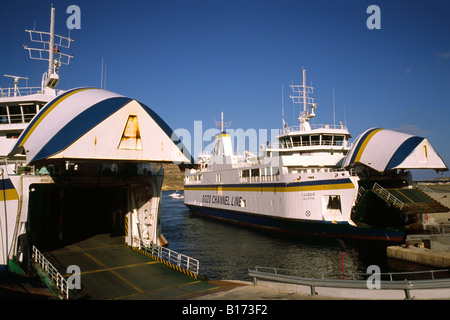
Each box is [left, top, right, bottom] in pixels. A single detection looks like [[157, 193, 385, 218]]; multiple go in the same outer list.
[[386, 188, 449, 215], [43, 234, 218, 300]]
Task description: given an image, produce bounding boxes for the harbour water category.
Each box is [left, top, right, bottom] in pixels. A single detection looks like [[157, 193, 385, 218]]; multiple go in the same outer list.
[[160, 191, 444, 281]]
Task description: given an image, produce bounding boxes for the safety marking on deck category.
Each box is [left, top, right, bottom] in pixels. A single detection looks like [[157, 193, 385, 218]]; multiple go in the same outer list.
[[395, 189, 414, 203], [55, 244, 126, 255], [132, 247, 199, 279], [110, 280, 207, 300], [82, 253, 146, 294], [66, 259, 158, 276]]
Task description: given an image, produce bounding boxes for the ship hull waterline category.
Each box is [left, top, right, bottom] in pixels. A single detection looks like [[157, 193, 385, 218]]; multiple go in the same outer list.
[[184, 204, 405, 244]]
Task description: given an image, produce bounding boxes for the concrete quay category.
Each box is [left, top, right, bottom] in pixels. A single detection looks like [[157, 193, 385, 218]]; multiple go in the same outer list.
[[193, 279, 450, 300], [387, 244, 450, 268]]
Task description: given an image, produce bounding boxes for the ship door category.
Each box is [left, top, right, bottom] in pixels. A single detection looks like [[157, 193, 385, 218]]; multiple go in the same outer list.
[[322, 195, 342, 221], [125, 182, 163, 248], [27, 184, 128, 251]]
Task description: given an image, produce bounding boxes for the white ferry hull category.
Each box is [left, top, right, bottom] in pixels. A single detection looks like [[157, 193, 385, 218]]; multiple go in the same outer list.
[[184, 178, 405, 243], [184, 204, 404, 242]]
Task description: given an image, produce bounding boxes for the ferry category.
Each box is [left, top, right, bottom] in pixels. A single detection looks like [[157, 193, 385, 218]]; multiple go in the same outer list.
[[184, 68, 448, 243], [0, 6, 194, 275]]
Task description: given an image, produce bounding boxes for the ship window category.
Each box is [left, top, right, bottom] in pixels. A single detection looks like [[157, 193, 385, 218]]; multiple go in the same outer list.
[[327, 195, 342, 211], [251, 168, 260, 182], [292, 136, 301, 147], [322, 135, 334, 146], [8, 105, 22, 123], [334, 135, 344, 146], [310, 135, 320, 146], [0, 106, 7, 123], [6, 133, 20, 139], [22, 104, 38, 122]]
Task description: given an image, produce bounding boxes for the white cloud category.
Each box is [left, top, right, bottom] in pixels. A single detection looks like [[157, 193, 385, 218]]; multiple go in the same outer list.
[[436, 51, 450, 60], [390, 124, 429, 136]]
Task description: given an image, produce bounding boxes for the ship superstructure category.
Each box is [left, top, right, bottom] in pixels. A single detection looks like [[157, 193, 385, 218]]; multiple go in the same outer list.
[[0, 6, 73, 160]]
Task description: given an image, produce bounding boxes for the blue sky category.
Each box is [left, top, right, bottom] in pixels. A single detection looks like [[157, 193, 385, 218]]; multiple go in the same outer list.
[[1, 0, 449, 179]]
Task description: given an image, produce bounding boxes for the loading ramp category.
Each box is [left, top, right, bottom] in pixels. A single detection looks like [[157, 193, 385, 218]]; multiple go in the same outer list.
[[379, 186, 449, 215], [33, 233, 218, 300], [352, 183, 449, 229]]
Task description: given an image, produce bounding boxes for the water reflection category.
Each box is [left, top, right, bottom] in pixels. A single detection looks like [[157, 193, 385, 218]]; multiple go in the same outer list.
[[160, 191, 447, 281]]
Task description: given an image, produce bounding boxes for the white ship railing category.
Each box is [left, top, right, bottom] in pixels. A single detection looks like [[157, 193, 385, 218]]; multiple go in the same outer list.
[[1, 112, 39, 125], [373, 182, 404, 209], [280, 123, 348, 134], [0, 86, 43, 98], [32, 245, 69, 300], [136, 240, 200, 276], [272, 140, 349, 148]]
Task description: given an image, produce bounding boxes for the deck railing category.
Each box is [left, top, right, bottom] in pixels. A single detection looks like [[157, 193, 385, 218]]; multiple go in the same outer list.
[[32, 245, 69, 300], [0, 86, 42, 97], [373, 182, 404, 209], [136, 240, 200, 276]]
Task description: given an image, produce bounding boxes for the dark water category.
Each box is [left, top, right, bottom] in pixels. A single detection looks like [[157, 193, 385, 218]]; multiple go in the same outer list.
[[160, 191, 446, 281]]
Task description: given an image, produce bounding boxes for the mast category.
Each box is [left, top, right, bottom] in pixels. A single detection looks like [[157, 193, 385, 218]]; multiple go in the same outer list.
[[216, 111, 231, 133], [48, 5, 55, 77], [302, 68, 307, 115], [23, 5, 74, 92], [289, 68, 316, 131]]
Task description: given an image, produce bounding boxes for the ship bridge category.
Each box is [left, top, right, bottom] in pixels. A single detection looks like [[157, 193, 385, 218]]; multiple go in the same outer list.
[[1, 87, 193, 273]]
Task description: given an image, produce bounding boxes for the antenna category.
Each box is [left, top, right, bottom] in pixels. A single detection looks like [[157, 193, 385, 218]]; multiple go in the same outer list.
[[101, 58, 104, 88], [333, 88, 336, 126], [215, 111, 231, 133], [23, 6, 74, 90], [3, 75, 29, 97], [281, 84, 286, 128], [289, 68, 316, 130], [100, 58, 107, 89], [344, 104, 347, 127]]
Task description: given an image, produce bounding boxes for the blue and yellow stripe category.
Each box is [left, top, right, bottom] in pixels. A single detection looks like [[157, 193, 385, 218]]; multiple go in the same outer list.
[[0, 179, 18, 201], [31, 96, 132, 162], [185, 178, 355, 193], [15, 88, 93, 150], [348, 128, 383, 164], [385, 136, 424, 170]]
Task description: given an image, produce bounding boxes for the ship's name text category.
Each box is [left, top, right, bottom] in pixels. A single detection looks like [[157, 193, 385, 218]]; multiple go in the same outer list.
[[301, 192, 315, 200], [202, 194, 243, 207]]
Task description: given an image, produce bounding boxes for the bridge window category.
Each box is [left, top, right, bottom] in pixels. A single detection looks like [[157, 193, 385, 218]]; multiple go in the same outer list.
[[322, 135, 334, 146], [22, 104, 38, 122], [292, 136, 301, 147], [334, 135, 344, 146], [310, 135, 320, 146]]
